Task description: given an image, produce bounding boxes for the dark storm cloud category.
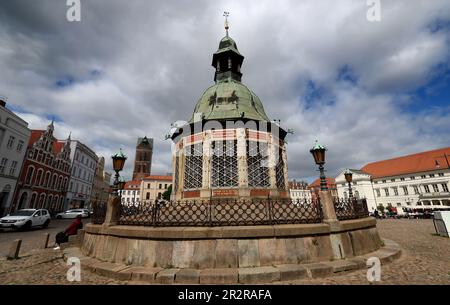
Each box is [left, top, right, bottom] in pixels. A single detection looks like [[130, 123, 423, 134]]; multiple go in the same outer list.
[[1, 0, 449, 180]]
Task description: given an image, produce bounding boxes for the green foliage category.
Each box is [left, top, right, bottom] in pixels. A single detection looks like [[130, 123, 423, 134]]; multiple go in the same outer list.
[[162, 185, 172, 200]]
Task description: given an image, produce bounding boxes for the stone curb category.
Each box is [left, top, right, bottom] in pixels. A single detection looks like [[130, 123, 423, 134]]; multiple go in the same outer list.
[[61, 238, 402, 284]]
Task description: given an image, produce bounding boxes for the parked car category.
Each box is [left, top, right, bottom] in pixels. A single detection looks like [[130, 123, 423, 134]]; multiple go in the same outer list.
[[0, 209, 51, 230], [56, 209, 90, 219]]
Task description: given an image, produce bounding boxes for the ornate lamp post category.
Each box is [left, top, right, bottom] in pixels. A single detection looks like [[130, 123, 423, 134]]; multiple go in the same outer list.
[[344, 169, 353, 199], [111, 149, 127, 196], [310, 140, 328, 191]]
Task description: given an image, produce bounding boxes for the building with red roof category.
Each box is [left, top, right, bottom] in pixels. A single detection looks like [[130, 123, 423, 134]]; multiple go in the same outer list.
[[141, 175, 173, 201], [11, 121, 72, 213], [335, 147, 450, 215]]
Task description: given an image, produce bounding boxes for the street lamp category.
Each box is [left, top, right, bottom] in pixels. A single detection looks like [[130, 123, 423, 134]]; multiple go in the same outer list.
[[111, 148, 127, 196], [344, 169, 353, 199], [310, 140, 328, 191]]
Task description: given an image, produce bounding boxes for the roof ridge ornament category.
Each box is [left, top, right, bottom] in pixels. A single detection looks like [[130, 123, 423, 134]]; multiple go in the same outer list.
[[223, 11, 230, 36]]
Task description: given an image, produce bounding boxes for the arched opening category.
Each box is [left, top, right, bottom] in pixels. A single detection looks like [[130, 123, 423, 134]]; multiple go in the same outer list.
[[18, 192, 28, 210]]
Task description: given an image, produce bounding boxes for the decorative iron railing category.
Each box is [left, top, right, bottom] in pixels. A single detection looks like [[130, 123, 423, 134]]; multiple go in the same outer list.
[[334, 198, 369, 221], [91, 202, 107, 224], [118, 199, 323, 227]]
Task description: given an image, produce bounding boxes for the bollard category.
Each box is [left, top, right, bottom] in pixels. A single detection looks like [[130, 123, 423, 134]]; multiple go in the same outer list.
[[43, 233, 50, 249], [7, 239, 22, 260]]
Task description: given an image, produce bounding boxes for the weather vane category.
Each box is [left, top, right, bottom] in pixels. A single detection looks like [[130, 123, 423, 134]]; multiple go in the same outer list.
[[223, 11, 230, 36]]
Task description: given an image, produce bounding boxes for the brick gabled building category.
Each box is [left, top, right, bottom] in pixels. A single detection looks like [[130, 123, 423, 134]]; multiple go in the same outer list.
[[11, 121, 72, 214]]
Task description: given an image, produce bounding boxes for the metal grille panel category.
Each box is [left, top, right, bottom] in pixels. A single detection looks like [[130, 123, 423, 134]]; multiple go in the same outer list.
[[184, 143, 203, 190], [247, 141, 270, 187], [275, 148, 286, 189], [118, 199, 323, 227], [211, 140, 238, 188], [334, 198, 369, 220]]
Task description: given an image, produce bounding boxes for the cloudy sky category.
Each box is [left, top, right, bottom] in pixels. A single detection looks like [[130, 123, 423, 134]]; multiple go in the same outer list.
[[1, 0, 449, 182]]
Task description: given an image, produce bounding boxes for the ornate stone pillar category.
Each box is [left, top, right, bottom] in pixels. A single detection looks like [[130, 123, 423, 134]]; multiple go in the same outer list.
[[103, 195, 121, 227], [236, 128, 248, 188]]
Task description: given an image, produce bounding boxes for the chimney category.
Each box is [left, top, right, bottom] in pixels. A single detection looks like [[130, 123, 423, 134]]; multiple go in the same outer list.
[[0, 95, 6, 107]]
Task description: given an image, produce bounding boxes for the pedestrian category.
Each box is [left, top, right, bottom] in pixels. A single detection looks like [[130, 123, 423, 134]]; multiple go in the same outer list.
[[53, 215, 83, 250], [374, 210, 379, 219]]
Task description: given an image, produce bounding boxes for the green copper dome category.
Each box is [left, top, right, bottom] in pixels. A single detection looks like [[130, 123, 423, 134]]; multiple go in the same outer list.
[[189, 34, 270, 123], [190, 79, 270, 123]]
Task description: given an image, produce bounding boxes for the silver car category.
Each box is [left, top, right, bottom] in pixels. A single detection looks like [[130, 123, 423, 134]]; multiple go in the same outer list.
[[56, 209, 89, 219]]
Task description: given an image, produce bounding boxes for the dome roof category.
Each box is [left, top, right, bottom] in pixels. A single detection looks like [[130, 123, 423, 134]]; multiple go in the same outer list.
[[189, 78, 270, 123]]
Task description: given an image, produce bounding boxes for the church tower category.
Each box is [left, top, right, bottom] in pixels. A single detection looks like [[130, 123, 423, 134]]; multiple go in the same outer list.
[[132, 137, 153, 181]]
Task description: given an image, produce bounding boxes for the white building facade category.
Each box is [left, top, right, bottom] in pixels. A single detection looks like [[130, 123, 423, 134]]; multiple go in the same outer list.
[[64, 140, 98, 210], [336, 148, 450, 215], [0, 99, 31, 216], [288, 180, 312, 201], [121, 180, 141, 204]]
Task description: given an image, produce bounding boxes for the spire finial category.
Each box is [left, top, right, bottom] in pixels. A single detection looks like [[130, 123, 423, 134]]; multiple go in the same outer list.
[[223, 11, 230, 36]]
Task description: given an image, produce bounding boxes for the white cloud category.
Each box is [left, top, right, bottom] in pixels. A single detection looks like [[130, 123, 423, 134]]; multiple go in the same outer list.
[[0, 0, 449, 181]]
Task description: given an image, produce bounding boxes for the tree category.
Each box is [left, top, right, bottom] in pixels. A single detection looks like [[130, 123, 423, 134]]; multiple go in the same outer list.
[[162, 185, 172, 201]]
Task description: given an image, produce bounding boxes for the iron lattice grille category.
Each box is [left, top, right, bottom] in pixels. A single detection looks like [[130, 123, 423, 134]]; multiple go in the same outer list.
[[247, 141, 270, 187], [275, 147, 286, 189], [118, 199, 323, 227], [174, 156, 179, 192], [184, 143, 203, 190], [91, 201, 107, 224], [211, 140, 238, 188], [334, 198, 370, 220]]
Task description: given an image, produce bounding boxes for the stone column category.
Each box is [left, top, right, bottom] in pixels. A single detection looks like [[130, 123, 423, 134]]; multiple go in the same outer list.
[[319, 190, 344, 259], [201, 132, 212, 199], [267, 135, 277, 190], [236, 128, 248, 188], [102, 195, 121, 227], [319, 190, 338, 223]]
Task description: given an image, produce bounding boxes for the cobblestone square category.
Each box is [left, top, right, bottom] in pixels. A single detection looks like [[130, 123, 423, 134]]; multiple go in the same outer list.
[[0, 219, 449, 285]]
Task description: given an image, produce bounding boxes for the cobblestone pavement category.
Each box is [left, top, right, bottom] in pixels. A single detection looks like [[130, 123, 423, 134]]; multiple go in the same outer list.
[[0, 219, 449, 284], [0, 219, 90, 257]]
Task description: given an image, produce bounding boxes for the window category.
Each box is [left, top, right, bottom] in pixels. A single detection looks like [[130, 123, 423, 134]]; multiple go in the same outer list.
[[165, 184, 168, 189], [36, 169, 43, 185], [400, 178, 405, 181], [410, 176, 415, 180], [413, 185, 420, 195], [374, 181, 378, 184], [438, 173, 444, 177], [396, 203, 401, 207], [424, 185, 430, 193], [9, 161, 18, 176], [391, 179, 395, 182], [402, 186, 408, 195], [147, 184, 150, 188], [146, 193, 150, 200], [7, 136, 15, 149], [442, 183, 449, 192], [159, 184, 162, 189], [0, 158, 8, 174], [384, 188, 389, 196], [375, 189, 381, 197], [432, 184, 439, 193], [17, 140, 24, 152], [26, 166, 35, 184], [382, 180, 386, 183], [393, 187, 398, 196], [353, 181, 357, 185], [421, 175, 426, 179], [430, 174, 435, 178]]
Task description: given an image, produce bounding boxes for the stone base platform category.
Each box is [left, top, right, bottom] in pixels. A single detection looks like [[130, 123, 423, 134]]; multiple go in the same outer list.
[[62, 239, 401, 284], [63, 217, 401, 283]]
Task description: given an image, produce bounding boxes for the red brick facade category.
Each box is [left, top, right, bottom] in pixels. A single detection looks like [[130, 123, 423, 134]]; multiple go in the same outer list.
[[11, 122, 72, 214]]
